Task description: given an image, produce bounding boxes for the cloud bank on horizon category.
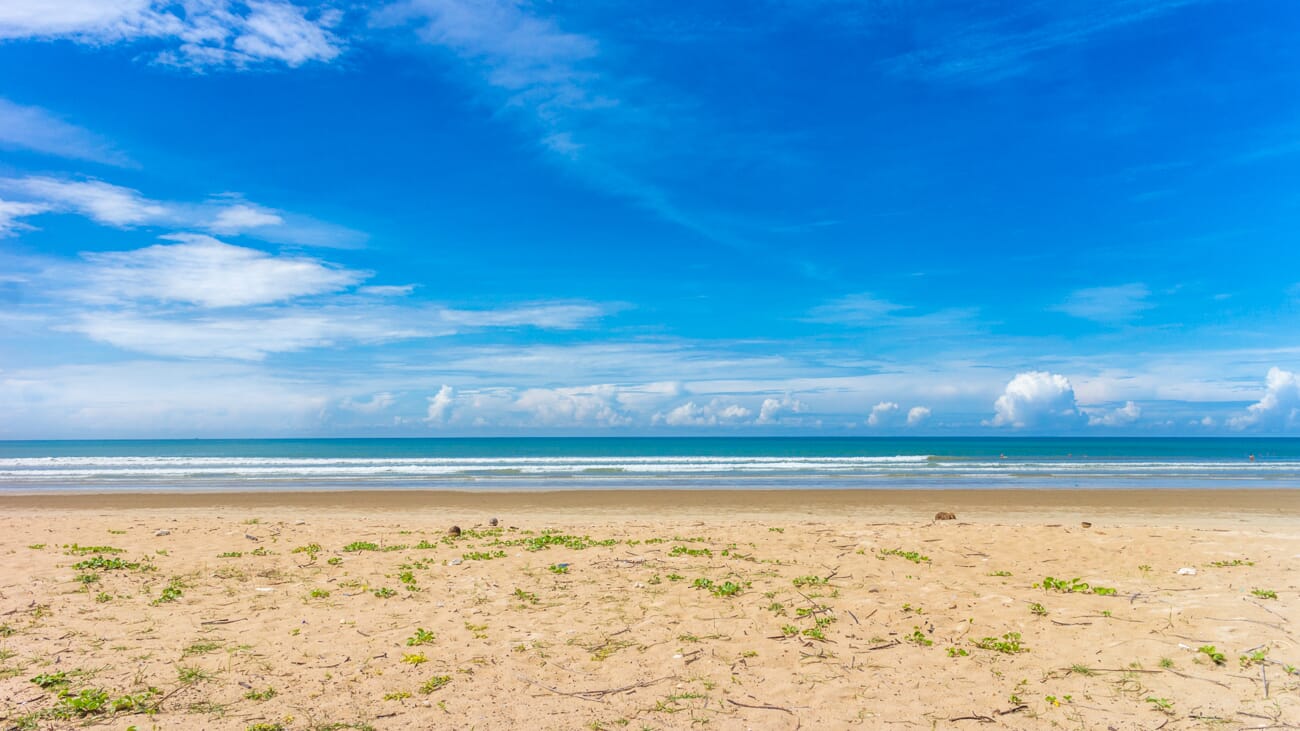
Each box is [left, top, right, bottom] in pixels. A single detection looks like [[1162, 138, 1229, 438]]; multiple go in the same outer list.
[[2, 0, 1300, 437]]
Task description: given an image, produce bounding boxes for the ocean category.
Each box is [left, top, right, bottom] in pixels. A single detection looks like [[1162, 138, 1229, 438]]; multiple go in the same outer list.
[[1, 437, 1298, 493]]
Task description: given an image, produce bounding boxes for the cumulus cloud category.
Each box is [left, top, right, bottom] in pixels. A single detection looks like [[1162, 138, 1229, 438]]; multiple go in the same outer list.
[[757, 395, 805, 424], [1087, 400, 1141, 427], [0, 0, 343, 69], [425, 385, 456, 423], [76, 234, 366, 308], [867, 401, 931, 428], [654, 399, 752, 427], [1055, 283, 1152, 323], [0, 97, 131, 165], [1229, 368, 1300, 430], [866, 401, 899, 427], [988, 371, 1082, 428], [906, 406, 931, 426], [513, 385, 630, 427]]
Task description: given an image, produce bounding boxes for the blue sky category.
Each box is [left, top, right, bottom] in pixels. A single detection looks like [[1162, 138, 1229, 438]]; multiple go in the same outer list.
[[2, 0, 1300, 437]]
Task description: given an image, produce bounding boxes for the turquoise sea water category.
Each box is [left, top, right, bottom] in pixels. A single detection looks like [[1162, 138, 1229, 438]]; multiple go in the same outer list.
[[2, 437, 1299, 493]]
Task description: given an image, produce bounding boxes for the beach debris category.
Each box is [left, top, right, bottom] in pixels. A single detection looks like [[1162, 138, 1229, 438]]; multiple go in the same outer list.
[[1080, 521, 1092, 528], [489, 517, 499, 527], [294, 519, 306, 525], [448, 525, 461, 537], [1177, 567, 1197, 576], [244, 533, 260, 542], [449, 558, 463, 566], [934, 512, 957, 521], [154, 529, 171, 537]]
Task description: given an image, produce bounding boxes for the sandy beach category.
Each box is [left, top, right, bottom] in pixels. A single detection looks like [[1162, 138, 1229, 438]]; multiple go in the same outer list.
[[1, 489, 1298, 729]]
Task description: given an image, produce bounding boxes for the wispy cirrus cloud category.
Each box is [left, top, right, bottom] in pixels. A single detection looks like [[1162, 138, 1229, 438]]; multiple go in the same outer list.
[[1054, 283, 1152, 323], [882, 0, 1207, 84], [0, 0, 344, 69], [372, 0, 738, 244], [0, 97, 132, 166], [805, 292, 981, 336], [0, 176, 367, 248], [0, 198, 50, 237]]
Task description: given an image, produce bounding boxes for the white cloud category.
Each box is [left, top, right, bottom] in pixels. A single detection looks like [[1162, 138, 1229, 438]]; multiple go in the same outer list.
[[808, 294, 907, 323], [376, 0, 599, 115], [0, 97, 130, 165], [341, 392, 395, 414], [0, 0, 342, 69], [0, 176, 367, 247], [866, 401, 930, 428], [906, 406, 931, 426], [76, 234, 366, 307], [881, 1, 1206, 84], [654, 399, 751, 427], [1229, 368, 1300, 430], [0, 0, 172, 42], [757, 395, 804, 424], [372, 0, 732, 243], [425, 385, 456, 423], [1055, 283, 1152, 323], [1087, 400, 1141, 427], [988, 371, 1082, 428], [209, 202, 284, 232], [0, 198, 50, 236], [10, 176, 169, 226], [805, 292, 980, 336], [513, 385, 630, 427], [11, 236, 612, 360], [66, 309, 425, 360], [439, 302, 606, 330], [866, 401, 899, 427], [358, 284, 417, 297]]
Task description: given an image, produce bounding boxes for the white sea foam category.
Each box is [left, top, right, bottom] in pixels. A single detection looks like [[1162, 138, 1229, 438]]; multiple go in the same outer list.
[[0, 454, 1295, 483]]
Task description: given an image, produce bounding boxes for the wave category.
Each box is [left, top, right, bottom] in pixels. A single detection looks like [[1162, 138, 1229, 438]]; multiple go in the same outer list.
[[1, 454, 1297, 483]]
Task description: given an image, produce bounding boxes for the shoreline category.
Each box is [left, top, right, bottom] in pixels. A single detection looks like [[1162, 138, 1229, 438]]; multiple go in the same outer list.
[[4, 487, 1299, 526]]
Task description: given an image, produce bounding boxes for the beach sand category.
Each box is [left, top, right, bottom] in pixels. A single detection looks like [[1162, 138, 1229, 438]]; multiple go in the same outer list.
[[1, 489, 1298, 729]]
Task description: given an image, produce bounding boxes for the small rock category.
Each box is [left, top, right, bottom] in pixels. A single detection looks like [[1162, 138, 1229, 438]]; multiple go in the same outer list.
[[1080, 521, 1093, 528], [448, 525, 461, 537], [450, 558, 463, 566], [294, 519, 306, 525], [1177, 567, 1197, 576], [154, 529, 171, 537], [488, 517, 499, 527], [244, 533, 259, 542], [934, 511, 957, 521]]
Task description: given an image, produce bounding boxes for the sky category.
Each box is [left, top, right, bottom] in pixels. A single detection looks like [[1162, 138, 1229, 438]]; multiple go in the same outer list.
[[2, 0, 1300, 438]]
